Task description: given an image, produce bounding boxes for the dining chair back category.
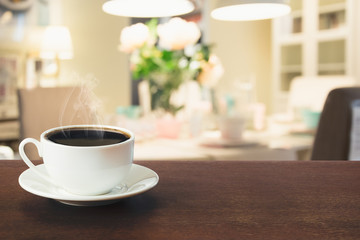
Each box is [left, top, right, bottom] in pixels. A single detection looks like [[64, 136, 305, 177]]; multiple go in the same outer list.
[[17, 87, 91, 159], [311, 87, 360, 160], [288, 75, 356, 113]]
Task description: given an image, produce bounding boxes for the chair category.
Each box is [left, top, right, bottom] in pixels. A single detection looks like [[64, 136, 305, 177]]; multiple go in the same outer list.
[[17, 87, 93, 159], [311, 87, 360, 160], [288, 75, 356, 114], [268, 76, 356, 136]]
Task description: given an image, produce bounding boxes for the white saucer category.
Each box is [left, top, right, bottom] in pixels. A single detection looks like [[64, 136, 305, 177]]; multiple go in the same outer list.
[[18, 164, 159, 206]]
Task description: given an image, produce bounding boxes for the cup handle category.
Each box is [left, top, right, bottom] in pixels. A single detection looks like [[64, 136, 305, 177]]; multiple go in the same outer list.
[[19, 138, 57, 185]]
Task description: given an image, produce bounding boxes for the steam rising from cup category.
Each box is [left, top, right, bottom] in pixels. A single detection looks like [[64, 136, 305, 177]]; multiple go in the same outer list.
[[59, 73, 105, 138]]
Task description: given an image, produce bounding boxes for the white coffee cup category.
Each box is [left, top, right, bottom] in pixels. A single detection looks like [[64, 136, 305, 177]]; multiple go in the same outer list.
[[19, 125, 134, 196], [219, 116, 246, 141]]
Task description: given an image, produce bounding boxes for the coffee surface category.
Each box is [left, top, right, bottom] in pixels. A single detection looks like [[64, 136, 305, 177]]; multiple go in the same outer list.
[[46, 128, 129, 146]]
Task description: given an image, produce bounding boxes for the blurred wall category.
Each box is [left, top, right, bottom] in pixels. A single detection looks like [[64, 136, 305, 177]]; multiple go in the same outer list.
[[204, 0, 272, 113], [60, 0, 272, 115], [0, 0, 272, 115], [60, 0, 130, 114]]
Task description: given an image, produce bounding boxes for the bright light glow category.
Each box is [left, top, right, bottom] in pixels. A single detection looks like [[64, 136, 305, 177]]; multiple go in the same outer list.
[[211, 2, 291, 21], [40, 26, 73, 59], [102, 0, 195, 18]]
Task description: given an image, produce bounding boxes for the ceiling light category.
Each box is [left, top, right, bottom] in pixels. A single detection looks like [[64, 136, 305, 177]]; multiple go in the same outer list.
[[102, 0, 195, 18], [211, 0, 291, 21]]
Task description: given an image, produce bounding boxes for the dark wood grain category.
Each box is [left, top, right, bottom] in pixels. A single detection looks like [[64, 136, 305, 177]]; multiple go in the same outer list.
[[1, 160, 360, 240]]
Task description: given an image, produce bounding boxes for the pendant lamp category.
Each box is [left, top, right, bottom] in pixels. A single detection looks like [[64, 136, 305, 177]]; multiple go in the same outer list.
[[211, 0, 291, 21], [102, 0, 195, 18]]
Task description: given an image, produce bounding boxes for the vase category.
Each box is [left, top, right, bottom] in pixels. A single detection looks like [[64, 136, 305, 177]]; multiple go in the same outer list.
[[138, 79, 205, 138], [137, 80, 181, 138], [155, 114, 183, 139], [138, 80, 152, 116], [138, 79, 182, 116]]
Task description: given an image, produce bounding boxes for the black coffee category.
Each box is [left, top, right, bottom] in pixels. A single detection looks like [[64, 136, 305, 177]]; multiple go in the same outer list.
[[46, 127, 130, 147]]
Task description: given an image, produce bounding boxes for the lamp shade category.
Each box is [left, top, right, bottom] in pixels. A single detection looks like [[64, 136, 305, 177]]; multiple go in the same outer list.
[[211, 0, 291, 21], [102, 0, 195, 18], [40, 26, 74, 60]]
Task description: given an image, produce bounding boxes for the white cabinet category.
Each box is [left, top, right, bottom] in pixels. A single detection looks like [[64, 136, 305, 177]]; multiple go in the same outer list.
[[272, 0, 360, 113]]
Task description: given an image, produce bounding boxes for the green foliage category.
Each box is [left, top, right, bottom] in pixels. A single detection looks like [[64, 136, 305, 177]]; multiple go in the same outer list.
[[130, 19, 212, 115]]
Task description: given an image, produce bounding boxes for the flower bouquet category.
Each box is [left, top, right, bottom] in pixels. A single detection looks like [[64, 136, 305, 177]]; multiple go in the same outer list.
[[119, 17, 223, 116]]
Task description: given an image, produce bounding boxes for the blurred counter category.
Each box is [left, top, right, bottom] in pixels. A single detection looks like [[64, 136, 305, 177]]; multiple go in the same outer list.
[[133, 130, 313, 161]]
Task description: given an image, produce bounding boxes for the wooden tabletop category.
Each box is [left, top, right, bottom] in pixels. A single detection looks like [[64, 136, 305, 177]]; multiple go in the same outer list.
[[1, 160, 360, 239]]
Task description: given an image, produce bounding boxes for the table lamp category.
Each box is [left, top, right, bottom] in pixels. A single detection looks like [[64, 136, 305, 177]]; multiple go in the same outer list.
[[40, 25, 73, 79]]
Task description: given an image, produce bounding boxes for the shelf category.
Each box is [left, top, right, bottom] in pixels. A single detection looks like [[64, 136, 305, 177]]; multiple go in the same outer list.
[[319, 3, 346, 31], [318, 62, 346, 75], [278, 34, 304, 45], [318, 2, 346, 14], [272, 0, 355, 113], [0, 120, 19, 141], [278, 7, 303, 35], [0, 104, 18, 120], [278, 27, 347, 44], [317, 26, 348, 41], [319, 70, 345, 75], [318, 63, 345, 71], [281, 65, 302, 73]]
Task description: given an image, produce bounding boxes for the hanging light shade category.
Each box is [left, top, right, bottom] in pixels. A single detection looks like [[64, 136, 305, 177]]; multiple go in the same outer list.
[[102, 0, 195, 18], [211, 0, 291, 21]]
